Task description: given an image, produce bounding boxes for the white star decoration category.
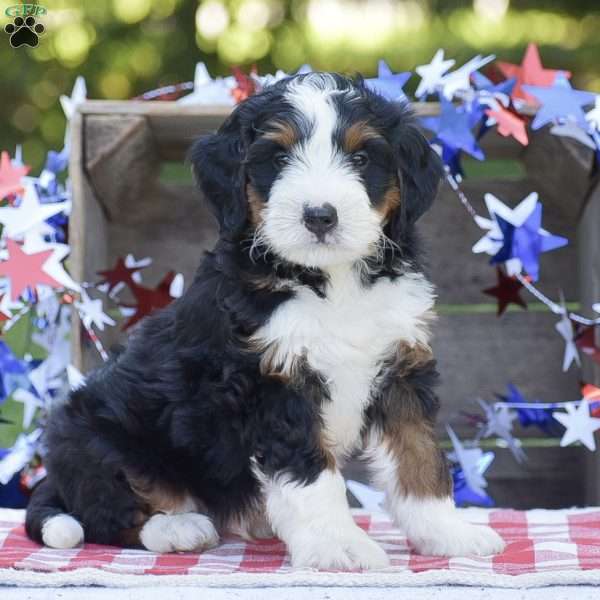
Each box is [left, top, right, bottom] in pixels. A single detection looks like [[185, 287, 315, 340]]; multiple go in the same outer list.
[[555, 302, 580, 372], [447, 426, 492, 497], [60, 76, 87, 121], [177, 63, 235, 106], [478, 400, 526, 463], [439, 54, 495, 100], [13, 388, 44, 429], [0, 182, 68, 240], [60, 76, 87, 148], [67, 365, 86, 391], [346, 480, 386, 513], [553, 401, 600, 451], [415, 49, 455, 99], [75, 289, 115, 331], [0, 430, 41, 485]]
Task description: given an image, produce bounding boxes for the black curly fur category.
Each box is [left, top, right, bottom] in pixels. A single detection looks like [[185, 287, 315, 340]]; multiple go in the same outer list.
[[26, 72, 443, 547]]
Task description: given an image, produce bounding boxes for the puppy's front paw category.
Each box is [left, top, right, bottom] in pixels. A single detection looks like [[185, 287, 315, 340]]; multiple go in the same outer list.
[[411, 521, 505, 557], [140, 513, 219, 553], [290, 525, 390, 570]]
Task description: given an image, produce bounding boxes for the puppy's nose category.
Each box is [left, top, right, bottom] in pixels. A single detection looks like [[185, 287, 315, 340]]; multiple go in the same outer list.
[[303, 203, 338, 236]]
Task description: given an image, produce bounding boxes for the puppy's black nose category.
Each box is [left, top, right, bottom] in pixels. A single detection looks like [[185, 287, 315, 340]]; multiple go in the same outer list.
[[303, 203, 338, 237]]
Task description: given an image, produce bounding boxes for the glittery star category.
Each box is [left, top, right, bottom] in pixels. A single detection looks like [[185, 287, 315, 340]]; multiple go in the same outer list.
[[523, 75, 596, 131], [0, 182, 68, 240], [414, 49, 455, 99], [365, 60, 411, 102], [485, 106, 529, 145], [120, 271, 177, 331], [0, 151, 30, 200], [553, 401, 600, 451], [497, 43, 570, 105], [0, 239, 61, 300], [483, 267, 528, 316]]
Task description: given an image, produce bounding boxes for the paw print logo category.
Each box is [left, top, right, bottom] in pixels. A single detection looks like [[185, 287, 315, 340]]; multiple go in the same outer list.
[[4, 15, 45, 48]]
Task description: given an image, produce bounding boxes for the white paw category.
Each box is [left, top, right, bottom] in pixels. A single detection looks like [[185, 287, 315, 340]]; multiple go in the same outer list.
[[411, 520, 506, 557], [42, 514, 84, 549], [140, 513, 219, 553], [290, 525, 390, 570]]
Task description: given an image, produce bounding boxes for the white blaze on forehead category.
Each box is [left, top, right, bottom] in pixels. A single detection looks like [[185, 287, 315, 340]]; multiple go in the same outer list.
[[261, 74, 382, 268], [284, 75, 342, 169]]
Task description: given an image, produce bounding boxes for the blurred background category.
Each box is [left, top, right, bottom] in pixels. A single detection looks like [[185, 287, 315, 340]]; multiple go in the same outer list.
[[1, 0, 599, 170]]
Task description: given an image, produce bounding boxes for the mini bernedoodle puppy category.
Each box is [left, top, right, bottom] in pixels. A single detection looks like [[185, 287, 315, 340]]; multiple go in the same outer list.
[[26, 73, 505, 569]]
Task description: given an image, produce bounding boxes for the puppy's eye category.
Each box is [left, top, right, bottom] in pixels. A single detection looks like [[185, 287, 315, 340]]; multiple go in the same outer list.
[[273, 152, 290, 169], [351, 151, 369, 169]]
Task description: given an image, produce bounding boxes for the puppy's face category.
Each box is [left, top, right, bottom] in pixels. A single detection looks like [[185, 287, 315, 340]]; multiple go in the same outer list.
[[245, 79, 400, 268], [192, 73, 443, 269]]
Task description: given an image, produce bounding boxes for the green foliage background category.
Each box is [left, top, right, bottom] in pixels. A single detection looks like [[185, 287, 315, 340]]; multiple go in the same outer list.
[[0, 0, 599, 169]]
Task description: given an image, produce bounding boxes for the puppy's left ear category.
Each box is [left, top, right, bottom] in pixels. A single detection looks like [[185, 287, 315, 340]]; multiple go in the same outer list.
[[189, 111, 248, 237], [389, 111, 444, 240]]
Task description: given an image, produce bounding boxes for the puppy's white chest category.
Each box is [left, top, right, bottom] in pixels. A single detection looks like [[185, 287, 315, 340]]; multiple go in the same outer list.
[[253, 266, 434, 457]]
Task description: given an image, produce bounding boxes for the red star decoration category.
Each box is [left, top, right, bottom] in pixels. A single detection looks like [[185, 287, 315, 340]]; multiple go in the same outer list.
[[97, 257, 145, 293], [0, 239, 61, 300], [485, 106, 529, 146], [582, 383, 600, 418], [497, 43, 571, 105], [575, 324, 600, 365], [483, 267, 528, 316], [121, 271, 176, 331], [231, 66, 258, 104], [0, 151, 30, 201]]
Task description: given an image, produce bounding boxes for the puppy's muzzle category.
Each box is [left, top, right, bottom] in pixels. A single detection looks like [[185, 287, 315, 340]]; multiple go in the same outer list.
[[303, 203, 338, 239]]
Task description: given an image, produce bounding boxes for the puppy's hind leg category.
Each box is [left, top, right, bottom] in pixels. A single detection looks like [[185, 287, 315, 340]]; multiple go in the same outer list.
[[126, 479, 219, 552]]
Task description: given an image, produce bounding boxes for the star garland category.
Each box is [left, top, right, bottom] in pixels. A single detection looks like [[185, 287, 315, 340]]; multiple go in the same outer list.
[[2, 45, 600, 511]]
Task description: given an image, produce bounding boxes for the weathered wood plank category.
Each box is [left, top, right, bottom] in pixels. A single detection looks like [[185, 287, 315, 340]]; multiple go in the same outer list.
[[69, 111, 109, 370], [433, 312, 580, 437], [85, 115, 159, 221], [522, 126, 596, 225]]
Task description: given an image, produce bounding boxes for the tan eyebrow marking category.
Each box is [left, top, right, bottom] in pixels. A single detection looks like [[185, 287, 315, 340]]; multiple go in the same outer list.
[[343, 121, 382, 152], [262, 120, 298, 147]]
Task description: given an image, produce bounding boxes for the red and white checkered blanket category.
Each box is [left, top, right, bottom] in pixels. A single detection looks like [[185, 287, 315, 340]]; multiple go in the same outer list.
[[2, 508, 600, 588]]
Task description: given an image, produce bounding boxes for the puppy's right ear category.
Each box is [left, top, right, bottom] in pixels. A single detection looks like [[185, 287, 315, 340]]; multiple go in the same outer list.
[[190, 112, 247, 237]]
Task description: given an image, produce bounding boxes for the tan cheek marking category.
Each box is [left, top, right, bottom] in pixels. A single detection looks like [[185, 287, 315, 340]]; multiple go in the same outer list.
[[377, 183, 401, 221], [246, 182, 267, 226], [343, 121, 382, 153]]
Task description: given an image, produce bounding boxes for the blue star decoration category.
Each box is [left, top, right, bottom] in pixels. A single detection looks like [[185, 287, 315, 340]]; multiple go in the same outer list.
[[452, 464, 495, 508], [365, 60, 411, 102], [523, 75, 596, 131], [472, 72, 516, 97], [422, 97, 484, 176], [490, 201, 568, 281], [0, 341, 36, 405], [497, 384, 563, 437]]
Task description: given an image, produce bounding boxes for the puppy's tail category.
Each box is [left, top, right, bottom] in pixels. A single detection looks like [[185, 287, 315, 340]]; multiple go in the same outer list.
[[25, 478, 84, 549]]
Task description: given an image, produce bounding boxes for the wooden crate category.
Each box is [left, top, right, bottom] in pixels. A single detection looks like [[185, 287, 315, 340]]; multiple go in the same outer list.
[[68, 100, 600, 508]]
